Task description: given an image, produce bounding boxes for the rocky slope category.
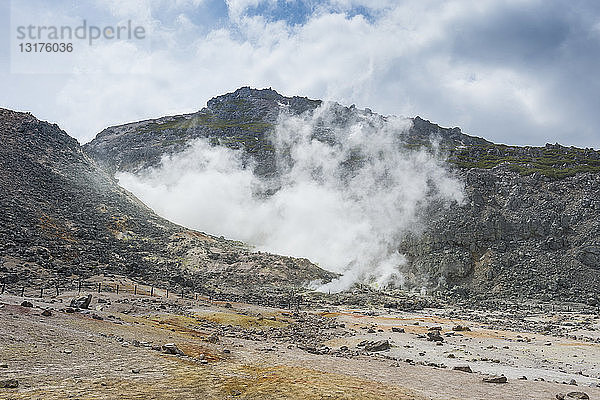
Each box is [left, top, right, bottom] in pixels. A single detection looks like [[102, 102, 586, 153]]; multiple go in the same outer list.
[[84, 87, 600, 305], [0, 108, 333, 292]]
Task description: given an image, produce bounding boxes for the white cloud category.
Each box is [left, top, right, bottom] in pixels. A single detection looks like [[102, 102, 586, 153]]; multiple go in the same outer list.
[[1, 0, 599, 147], [226, 0, 275, 21]]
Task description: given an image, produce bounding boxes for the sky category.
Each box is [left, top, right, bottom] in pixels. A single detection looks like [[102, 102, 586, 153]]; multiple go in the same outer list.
[[1, 0, 599, 148]]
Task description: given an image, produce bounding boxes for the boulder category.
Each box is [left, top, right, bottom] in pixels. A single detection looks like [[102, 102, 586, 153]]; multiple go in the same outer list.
[[427, 331, 444, 342], [364, 340, 391, 352], [0, 379, 18, 388], [70, 294, 92, 309], [568, 393, 589, 399], [557, 392, 589, 400], [452, 325, 471, 332], [20, 301, 33, 308], [162, 343, 185, 356], [483, 375, 507, 384], [453, 365, 472, 373]]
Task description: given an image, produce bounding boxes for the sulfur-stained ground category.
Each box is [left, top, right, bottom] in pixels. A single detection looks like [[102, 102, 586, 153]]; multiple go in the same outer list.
[[0, 286, 599, 400]]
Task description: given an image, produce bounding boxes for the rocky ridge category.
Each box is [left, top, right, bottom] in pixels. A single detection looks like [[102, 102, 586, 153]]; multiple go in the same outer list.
[[0, 107, 334, 292]]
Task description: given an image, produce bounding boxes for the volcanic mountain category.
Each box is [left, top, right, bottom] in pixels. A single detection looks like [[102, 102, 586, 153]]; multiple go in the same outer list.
[[84, 87, 600, 305]]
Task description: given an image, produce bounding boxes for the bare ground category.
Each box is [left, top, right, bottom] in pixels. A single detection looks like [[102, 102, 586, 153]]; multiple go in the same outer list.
[[0, 280, 599, 400]]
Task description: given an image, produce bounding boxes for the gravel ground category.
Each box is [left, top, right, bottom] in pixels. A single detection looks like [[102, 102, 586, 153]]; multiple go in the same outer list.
[[0, 286, 599, 400]]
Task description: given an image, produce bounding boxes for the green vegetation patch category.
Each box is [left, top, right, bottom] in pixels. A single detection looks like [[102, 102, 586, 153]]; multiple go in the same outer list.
[[450, 143, 600, 179]]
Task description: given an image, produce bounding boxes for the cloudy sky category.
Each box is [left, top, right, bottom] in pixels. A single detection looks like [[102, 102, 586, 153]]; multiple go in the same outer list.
[[0, 0, 599, 147]]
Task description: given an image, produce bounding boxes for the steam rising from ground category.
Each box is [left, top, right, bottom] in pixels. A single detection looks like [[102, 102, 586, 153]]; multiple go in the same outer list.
[[117, 105, 464, 291]]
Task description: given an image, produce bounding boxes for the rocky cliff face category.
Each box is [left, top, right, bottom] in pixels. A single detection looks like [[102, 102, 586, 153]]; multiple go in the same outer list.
[[403, 167, 600, 304], [83, 87, 600, 305], [0, 108, 333, 292]]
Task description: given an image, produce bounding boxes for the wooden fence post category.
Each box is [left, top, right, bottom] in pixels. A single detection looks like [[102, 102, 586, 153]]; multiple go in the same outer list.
[[98, 283, 101, 293], [116, 284, 119, 295], [1, 283, 4, 295], [134, 285, 137, 295], [21, 287, 25, 297], [40, 288, 43, 298], [78, 280, 81, 293], [56, 285, 59, 297], [150, 287, 154, 297], [166, 289, 169, 298]]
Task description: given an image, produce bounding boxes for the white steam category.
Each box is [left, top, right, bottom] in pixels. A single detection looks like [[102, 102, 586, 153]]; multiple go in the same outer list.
[[117, 105, 464, 291]]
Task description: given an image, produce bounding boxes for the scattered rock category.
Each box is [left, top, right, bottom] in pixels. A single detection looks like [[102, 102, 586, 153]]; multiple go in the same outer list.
[[452, 325, 471, 332], [391, 327, 405, 333], [427, 331, 444, 342], [41, 309, 51, 317], [483, 375, 507, 384], [64, 307, 75, 313], [20, 301, 33, 308], [206, 334, 219, 344], [557, 392, 590, 400], [70, 294, 92, 309], [453, 365, 472, 373], [162, 343, 185, 356], [0, 379, 18, 388], [0, 364, 8, 368], [364, 340, 391, 352]]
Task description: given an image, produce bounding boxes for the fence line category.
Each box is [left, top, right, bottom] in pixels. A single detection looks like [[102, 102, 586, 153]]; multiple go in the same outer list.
[[0, 279, 305, 310], [0, 279, 201, 302]]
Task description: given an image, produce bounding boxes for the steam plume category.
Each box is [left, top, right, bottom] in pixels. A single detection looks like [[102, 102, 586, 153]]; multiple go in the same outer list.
[[117, 104, 464, 291]]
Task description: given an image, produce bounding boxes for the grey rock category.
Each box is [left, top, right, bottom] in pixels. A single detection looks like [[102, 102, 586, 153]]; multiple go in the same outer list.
[[452, 365, 472, 373], [556, 392, 590, 400], [0, 379, 18, 388], [206, 334, 219, 344], [364, 340, 391, 352], [70, 294, 92, 310], [483, 375, 507, 383], [427, 331, 444, 342], [452, 325, 471, 332], [162, 343, 185, 356]]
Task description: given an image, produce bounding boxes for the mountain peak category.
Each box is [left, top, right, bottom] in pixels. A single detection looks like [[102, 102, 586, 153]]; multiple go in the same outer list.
[[206, 86, 322, 111]]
